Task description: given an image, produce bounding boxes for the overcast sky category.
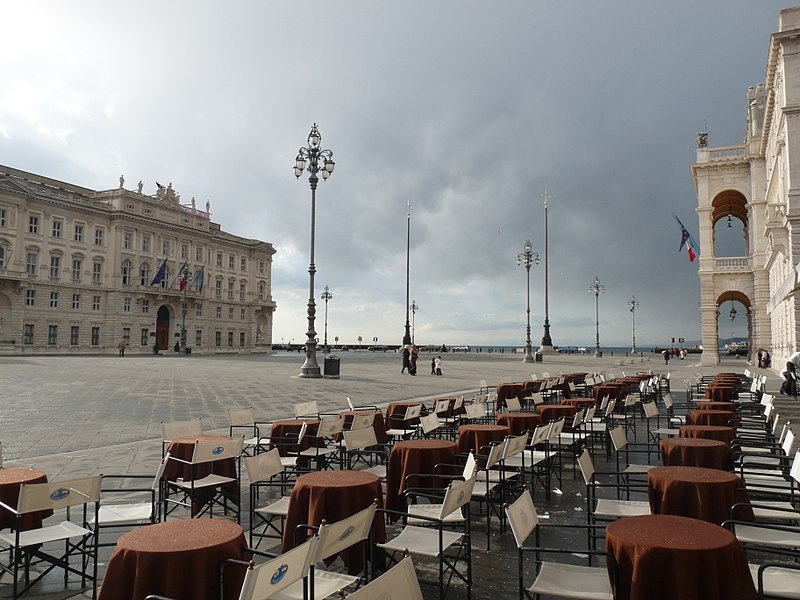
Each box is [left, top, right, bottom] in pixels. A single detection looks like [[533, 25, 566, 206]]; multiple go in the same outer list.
[[0, 2, 786, 349]]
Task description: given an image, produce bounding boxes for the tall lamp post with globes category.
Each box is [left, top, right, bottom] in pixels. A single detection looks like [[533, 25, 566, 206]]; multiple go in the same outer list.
[[294, 123, 335, 378], [410, 300, 418, 345], [589, 276, 605, 358], [321, 285, 333, 353], [627, 295, 639, 354], [539, 190, 556, 354], [402, 202, 413, 347], [517, 240, 540, 363]]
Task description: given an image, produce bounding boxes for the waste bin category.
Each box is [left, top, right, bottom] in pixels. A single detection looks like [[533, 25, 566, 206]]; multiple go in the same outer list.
[[323, 355, 340, 378], [534, 352, 543, 362], [185, 347, 192, 355]]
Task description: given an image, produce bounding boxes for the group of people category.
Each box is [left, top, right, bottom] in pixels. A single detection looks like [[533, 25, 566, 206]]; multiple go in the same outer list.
[[756, 349, 772, 369], [400, 345, 444, 376], [780, 350, 800, 397]]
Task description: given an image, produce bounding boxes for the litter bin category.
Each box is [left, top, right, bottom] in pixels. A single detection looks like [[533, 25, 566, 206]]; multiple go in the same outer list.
[[323, 355, 340, 378], [534, 352, 543, 362], [185, 347, 192, 355]]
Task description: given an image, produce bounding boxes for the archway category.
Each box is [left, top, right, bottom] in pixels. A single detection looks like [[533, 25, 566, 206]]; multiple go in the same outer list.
[[156, 305, 171, 350], [716, 291, 751, 359], [711, 190, 748, 257], [0, 292, 11, 342]]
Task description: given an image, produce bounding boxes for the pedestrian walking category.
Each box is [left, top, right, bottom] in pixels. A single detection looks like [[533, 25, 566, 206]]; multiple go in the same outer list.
[[780, 351, 800, 396], [409, 344, 418, 375], [663, 349, 670, 365], [118, 339, 126, 357], [431, 357, 436, 375], [401, 346, 411, 373], [435, 355, 443, 376]]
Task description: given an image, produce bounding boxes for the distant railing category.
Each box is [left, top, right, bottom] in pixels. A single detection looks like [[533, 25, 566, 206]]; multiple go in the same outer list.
[[708, 147, 745, 160], [715, 256, 751, 270]]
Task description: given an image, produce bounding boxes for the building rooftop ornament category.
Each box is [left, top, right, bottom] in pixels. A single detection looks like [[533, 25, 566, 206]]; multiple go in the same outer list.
[[697, 131, 708, 148]]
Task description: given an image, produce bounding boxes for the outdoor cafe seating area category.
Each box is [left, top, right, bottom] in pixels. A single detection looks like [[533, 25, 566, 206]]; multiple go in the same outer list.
[[1, 368, 799, 599]]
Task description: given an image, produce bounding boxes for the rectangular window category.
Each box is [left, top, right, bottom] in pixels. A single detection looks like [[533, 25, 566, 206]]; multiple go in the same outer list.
[[123, 231, 133, 249], [49, 255, 60, 280], [25, 290, 35, 306], [215, 280, 222, 299], [196, 302, 203, 317], [215, 331, 221, 347], [72, 293, 80, 309], [74, 223, 84, 242], [162, 240, 170, 256], [92, 262, 102, 284], [0, 207, 6, 227], [142, 299, 149, 313], [52, 219, 62, 238], [259, 260, 264, 274], [92, 295, 101, 311], [228, 307, 234, 320], [227, 281, 234, 300], [195, 245, 203, 262], [228, 254, 235, 269], [181, 243, 188, 259], [216, 305, 222, 319], [72, 259, 82, 282], [94, 227, 104, 246], [47, 324, 57, 345], [141, 328, 149, 346], [123, 297, 131, 312], [29, 215, 39, 233], [91, 326, 100, 345], [239, 283, 246, 301], [227, 331, 234, 347], [26, 252, 37, 276], [23, 324, 33, 345], [195, 329, 202, 346], [122, 327, 130, 343], [142, 235, 151, 252], [216, 252, 223, 267], [49, 291, 58, 308], [70, 326, 79, 346], [239, 331, 245, 347], [240, 308, 246, 321], [240, 257, 246, 271]]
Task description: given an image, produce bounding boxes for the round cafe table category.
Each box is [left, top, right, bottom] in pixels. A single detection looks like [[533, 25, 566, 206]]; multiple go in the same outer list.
[[496, 412, 541, 436], [340, 410, 389, 444], [282, 470, 385, 575], [496, 383, 525, 410], [457, 424, 510, 455], [98, 518, 248, 600], [536, 404, 577, 423], [647, 466, 752, 525], [679, 425, 736, 445], [385, 439, 457, 514], [606, 514, 757, 600], [0, 469, 52, 531], [386, 401, 428, 429], [694, 401, 736, 412], [660, 437, 734, 471], [705, 384, 737, 401], [688, 410, 736, 427], [269, 419, 321, 455]]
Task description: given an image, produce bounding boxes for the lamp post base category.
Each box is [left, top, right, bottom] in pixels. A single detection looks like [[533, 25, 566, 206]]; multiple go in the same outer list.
[[538, 344, 557, 354], [299, 345, 322, 378], [594, 349, 603, 358]]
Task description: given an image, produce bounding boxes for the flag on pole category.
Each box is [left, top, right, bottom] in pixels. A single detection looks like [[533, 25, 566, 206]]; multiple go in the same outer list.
[[672, 213, 699, 262], [194, 266, 205, 293], [150, 258, 168, 286], [176, 262, 189, 291]]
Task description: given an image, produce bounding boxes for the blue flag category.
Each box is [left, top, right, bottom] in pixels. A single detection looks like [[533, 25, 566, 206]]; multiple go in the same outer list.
[[150, 258, 168, 286], [194, 266, 205, 292]]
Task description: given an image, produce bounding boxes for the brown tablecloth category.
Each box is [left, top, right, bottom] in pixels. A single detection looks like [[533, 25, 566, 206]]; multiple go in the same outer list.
[[694, 401, 736, 412], [688, 409, 736, 427], [99, 519, 248, 600], [536, 404, 577, 423], [385, 439, 457, 514], [282, 470, 385, 575], [679, 425, 736, 445], [456, 424, 509, 455], [386, 402, 428, 428], [606, 514, 756, 600], [496, 412, 541, 436], [340, 410, 388, 444], [647, 466, 752, 525], [563, 398, 596, 409], [164, 435, 239, 516], [496, 383, 525, 410], [269, 418, 321, 455], [0, 469, 52, 531], [660, 437, 734, 471], [593, 382, 627, 403], [705, 384, 737, 401]]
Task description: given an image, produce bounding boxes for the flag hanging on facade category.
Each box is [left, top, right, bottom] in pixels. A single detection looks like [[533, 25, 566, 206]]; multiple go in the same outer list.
[[194, 266, 205, 292], [150, 258, 168, 286], [672, 213, 699, 262], [177, 262, 189, 291]]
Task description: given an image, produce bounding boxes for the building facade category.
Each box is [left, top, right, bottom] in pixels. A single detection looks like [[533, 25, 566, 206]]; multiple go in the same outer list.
[[0, 166, 276, 355], [693, 7, 800, 366]]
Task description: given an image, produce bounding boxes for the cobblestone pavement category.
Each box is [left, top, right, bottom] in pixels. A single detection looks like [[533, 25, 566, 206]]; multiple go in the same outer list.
[[0, 350, 792, 599]]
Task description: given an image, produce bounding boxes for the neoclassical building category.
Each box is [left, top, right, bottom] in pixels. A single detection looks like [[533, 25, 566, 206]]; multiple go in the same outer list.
[[693, 7, 800, 366], [0, 165, 276, 354]]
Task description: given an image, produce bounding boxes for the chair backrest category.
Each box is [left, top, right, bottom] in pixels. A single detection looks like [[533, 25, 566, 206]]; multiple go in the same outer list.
[[781, 429, 795, 456], [761, 393, 774, 406], [531, 392, 545, 406], [297, 421, 308, 443], [227, 408, 255, 427], [465, 403, 485, 419], [294, 400, 319, 418], [405, 404, 423, 420], [461, 452, 477, 480], [438, 476, 476, 520], [473, 392, 487, 405], [346, 396, 355, 411], [478, 379, 488, 389], [317, 416, 345, 438], [349, 411, 376, 431], [17, 475, 102, 514], [343, 427, 379, 452], [434, 399, 450, 415], [503, 433, 527, 459], [577, 449, 594, 484], [244, 448, 283, 483], [505, 488, 538, 548], [790, 451, 800, 484], [624, 394, 638, 407], [345, 556, 423, 600], [420, 413, 441, 435], [238, 537, 319, 600], [585, 406, 597, 421], [548, 418, 565, 441], [642, 402, 658, 419], [152, 452, 170, 490], [663, 393, 674, 410], [161, 419, 203, 441], [454, 396, 465, 410], [609, 427, 627, 452], [541, 372, 550, 378], [191, 436, 244, 464], [571, 408, 585, 428], [530, 423, 551, 446], [605, 398, 617, 415], [315, 502, 377, 562], [506, 396, 522, 412], [485, 441, 506, 469]]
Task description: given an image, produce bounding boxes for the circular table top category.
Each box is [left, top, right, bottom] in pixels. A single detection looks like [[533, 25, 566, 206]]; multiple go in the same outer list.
[[459, 424, 509, 433], [0, 468, 47, 486], [606, 514, 736, 551], [393, 439, 457, 451], [679, 425, 735, 438], [296, 470, 380, 489], [660, 437, 728, 451], [273, 418, 320, 426], [649, 465, 738, 485], [117, 518, 243, 553]]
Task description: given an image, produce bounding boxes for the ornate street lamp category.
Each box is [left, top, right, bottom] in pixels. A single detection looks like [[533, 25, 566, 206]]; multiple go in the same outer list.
[[627, 295, 639, 354], [516, 240, 540, 363], [294, 123, 335, 378], [410, 300, 418, 345], [539, 190, 555, 353], [402, 202, 412, 346], [589, 276, 606, 358], [321, 285, 333, 353]]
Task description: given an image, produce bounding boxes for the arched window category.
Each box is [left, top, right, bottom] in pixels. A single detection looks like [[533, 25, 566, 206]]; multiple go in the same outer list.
[[0, 246, 5, 269], [121, 259, 133, 285], [140, 262, 150, 286], [258, 282, 265, 301]]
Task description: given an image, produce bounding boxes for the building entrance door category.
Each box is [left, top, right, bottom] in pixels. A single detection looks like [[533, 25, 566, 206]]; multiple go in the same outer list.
[[156, 305, 170, 350]]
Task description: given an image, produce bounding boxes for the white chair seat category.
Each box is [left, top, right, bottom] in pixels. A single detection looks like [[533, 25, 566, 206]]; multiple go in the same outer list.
[[272, 569, 359, 600], [751, 502, 800, 521], [299, 446, 338, 458], [377, 525, 464, 558], [386, 428, 418, 438], [0, 520, 90, 548], [362, 464, 387, 480], [408, 503, 464, 525], [748, 563, 800, 599], [281, 456, 298, 468], [734, 524, 800, 549], [650, 427, 679, 437], [530, 561, 614, 600], [171, 473, 236, 490], [255, 496, 291, 517], [623, 463, 655, 474], [91, 503, 153, 527], [594, 499, 650, 519]]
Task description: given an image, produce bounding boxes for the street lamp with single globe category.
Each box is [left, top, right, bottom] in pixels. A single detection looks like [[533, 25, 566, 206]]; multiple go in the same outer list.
[[410, 300, 418, 345], [589, 277, 606, 358], [293, 123, 335, 378], [516, 240, 540, 363], [321, 285, 333, 353], [627, 295, 639, 354]]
